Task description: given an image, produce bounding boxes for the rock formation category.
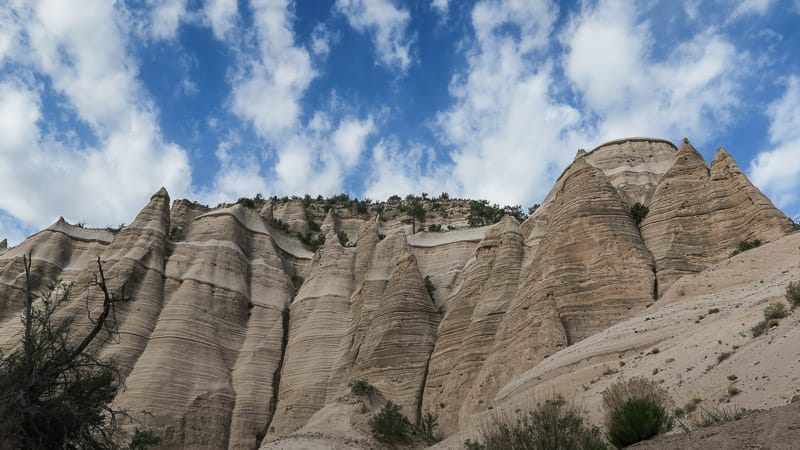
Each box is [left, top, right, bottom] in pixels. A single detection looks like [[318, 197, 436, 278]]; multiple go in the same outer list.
[[0, 137, 793, 449]]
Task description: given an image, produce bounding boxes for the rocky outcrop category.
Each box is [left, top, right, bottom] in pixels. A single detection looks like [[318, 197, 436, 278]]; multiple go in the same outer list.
[[641, 139, 794, 294], [0, 137, 793, 448]]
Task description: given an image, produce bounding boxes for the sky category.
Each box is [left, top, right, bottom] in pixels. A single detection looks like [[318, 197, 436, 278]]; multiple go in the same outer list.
[[1, 0, 800, 245]]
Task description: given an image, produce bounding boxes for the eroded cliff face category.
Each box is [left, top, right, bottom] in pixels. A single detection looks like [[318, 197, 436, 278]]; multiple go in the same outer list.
[[0, 138, 794, 448]]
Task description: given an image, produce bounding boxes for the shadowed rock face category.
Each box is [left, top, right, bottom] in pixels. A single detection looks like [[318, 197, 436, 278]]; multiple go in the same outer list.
[[0, 138, 792, 448]]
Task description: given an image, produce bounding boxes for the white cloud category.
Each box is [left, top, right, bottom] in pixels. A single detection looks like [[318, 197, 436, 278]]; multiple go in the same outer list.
[[204, 0, 238, 40], [149, 0, 189, 40], [563, 0, 742, 144], [231, 0, 316, 142], [364, 0, 586, 206], [333, 117, 375, 167], [750, 76, 800, 217], [311, 23, 334, 57], [364, 140, 456, 200], [0, 0, 192, 237], [335, 0, 413, 71], [730, 0, 773, 21], [432, 0, 449, 17]]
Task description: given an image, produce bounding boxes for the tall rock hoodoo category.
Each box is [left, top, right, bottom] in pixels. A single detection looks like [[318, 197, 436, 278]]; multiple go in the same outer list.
[[0, 138, 793, 449]]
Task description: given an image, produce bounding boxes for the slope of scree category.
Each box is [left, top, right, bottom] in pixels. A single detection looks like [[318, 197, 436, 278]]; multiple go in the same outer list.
[[0, 137, 793, 449]]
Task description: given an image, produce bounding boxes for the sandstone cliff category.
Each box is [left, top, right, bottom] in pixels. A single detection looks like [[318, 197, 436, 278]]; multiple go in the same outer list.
[[0, 137, 794, 449]]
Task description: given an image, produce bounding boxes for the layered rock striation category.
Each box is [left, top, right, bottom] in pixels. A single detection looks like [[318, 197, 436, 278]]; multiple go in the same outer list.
[[0, 137, 793, 448]]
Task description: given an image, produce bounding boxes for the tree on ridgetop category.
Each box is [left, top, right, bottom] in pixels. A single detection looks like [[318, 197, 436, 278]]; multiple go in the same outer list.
[[404, 195, 426, 234]]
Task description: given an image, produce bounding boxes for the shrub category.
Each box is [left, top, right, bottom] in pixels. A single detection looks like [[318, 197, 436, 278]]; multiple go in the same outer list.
[[727, 387, 741, 397], [424, 275, 436, 300], [349, 379, 379, 397], [708, 307, 720, 314], [727, 374, 738, 381], [631, 203, 649, 226], [603, 378, 673, 447], [764, 302, 788, 320], [428, 223, 443, 232], [415, 412, 442, 445], [368, 401, 413, 445], [466, 395, 608, 450], [691, 406, 749, 428], [730, 239, 762, 256], [751, 320, 769, 337], [337, 230, 349, 246], [786, 281, 800, 309], [605, 397, 672, 448], [717, 351, 731, 363]]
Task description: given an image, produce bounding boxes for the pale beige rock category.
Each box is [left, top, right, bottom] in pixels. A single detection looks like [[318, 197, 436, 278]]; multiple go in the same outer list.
[[641, 139, 794, 295], [0, 137, 794, 450]]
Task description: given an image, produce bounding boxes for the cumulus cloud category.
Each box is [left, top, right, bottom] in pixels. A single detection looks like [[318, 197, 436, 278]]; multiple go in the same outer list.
[[431, 0, 449, 17], [204, 0, 238, 40], [231, 0, 316, 142], [563, 0, 742, 144], [336, 0, 413, 71], [222, 0, 376, 199], [149, 0, 189, 39], [0, 0, 191, 240], [749, 76, 800, 217]]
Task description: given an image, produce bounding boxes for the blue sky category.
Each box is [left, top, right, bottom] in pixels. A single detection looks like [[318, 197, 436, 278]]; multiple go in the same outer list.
[[2, 0, 800, 245]]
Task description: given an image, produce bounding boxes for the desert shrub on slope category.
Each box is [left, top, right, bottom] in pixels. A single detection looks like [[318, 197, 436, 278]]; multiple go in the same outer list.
[[463, 395, 608, 450], [602, 377, 673, 448]]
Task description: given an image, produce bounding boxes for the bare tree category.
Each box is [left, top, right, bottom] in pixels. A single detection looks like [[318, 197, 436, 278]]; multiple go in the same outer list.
[[0, 253, 159, 449]]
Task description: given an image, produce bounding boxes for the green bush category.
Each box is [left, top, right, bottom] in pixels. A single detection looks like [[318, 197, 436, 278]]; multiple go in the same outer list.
[[428, 223, 443, 232], [786, 281, 800, 309], [603, 378, 673, 448], [631, 203, 649, 226], [751, 320, 769, 337], [415, 411, 442, 446], [424, 275, 435, 301], [605, 397, 672, 448], [730, 239, 762, 256], [368, 401, 413, 445], [464, 395, 608, 450], [764, 302, 788, 320], [337, 230, 349, 246], [349, 379, 379, 397]]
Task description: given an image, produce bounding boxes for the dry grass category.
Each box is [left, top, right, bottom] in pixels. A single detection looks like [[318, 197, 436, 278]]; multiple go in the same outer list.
[[602, 377, 674, 420]]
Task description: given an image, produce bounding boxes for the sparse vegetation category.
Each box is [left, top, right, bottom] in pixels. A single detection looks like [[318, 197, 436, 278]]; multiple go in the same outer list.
[[467, 200, 528, 227], [727, 374, 738, 381], [751, 320, 769, 337], [727, 387, 741, 397], [764, 302, 788, 320], [337, 230, 350, 246], [631, 203, 649, 226], [602, 377, 674, 448], [463, 395, 608, 450], [690, 406, 749, 429], [369, 401, 414, 445], [730, 239, 763, 256], [786, 281, 800, 309], [414, 412, 443, 446], [708, 307, 720, 315], [349, 378, 379, 397], [717, 351, 732, 363], [424, 275, 435, 301], [0, 254, 160, 449], [427, 223, 443, 232], [291, 275, 304, 295]]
